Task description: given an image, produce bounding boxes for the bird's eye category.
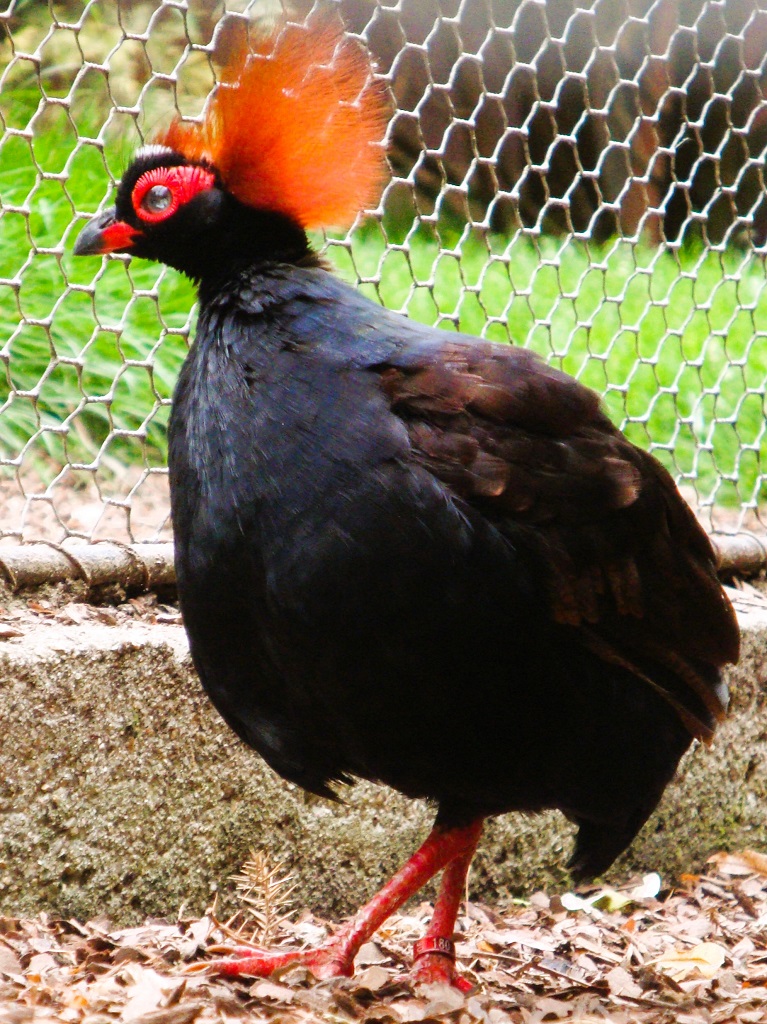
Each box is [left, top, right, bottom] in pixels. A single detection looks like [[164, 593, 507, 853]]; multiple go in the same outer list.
[[132, 163, 215, 223], [143, 185, 172, 214]]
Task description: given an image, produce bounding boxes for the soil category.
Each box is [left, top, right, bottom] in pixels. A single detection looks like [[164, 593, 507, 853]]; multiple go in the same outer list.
[[0, 471, 172, 547]]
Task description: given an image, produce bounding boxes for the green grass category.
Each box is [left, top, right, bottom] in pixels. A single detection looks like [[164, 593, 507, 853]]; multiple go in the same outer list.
[[1, 121, 766, 510], [328, 223, 767, 510], [0, 126, 196, 478]]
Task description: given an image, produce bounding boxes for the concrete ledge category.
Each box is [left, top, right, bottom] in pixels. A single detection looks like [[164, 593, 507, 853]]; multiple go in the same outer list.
[[1, 587, 766, 924]]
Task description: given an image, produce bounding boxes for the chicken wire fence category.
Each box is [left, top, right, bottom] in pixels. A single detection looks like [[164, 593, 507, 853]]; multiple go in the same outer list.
[[1, 0, 767, 584]]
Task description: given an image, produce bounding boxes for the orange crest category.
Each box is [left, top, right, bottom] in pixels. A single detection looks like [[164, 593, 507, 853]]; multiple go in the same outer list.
[[156, 17, 389, 229]]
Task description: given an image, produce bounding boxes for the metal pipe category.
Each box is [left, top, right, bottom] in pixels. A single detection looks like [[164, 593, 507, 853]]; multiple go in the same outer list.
[[0, 533, 763, 596]]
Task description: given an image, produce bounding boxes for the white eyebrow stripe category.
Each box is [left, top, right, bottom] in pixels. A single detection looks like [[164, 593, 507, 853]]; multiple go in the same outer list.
[[134, 144, 177, 161]]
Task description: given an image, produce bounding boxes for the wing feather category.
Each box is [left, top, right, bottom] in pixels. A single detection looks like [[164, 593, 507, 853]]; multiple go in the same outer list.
[[379, 338, 739, 741]]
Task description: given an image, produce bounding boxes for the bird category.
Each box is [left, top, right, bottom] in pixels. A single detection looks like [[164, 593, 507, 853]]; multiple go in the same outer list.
[[73, 15, 739, 991]]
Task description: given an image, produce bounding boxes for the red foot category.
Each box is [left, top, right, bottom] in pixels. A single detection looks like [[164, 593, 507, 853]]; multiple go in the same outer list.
[[409, 951, 473, 993], [410, 937, 473, 993], [209, 942, 474, 992], [207, 944, 354, 981]]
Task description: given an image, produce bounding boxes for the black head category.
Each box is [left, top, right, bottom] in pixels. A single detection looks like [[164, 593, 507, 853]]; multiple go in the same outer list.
[[73, 146, 312, 283]]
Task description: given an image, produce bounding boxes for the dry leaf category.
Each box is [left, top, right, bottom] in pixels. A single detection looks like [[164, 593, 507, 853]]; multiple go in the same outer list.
[[121, 967, 179, 1020], [525, 996, 571, 1020], [0, 946, 22, 976], [130, 1007, 204, 1024], [250, 980, 296, 1002], [655, 942, 727, 980], [679, 872, 701, 888], [355, 941, 389, 965], [630, 872, 662, 900], [716, 969, 742, 995], [591, 889, 632, 913], [392, 999, 429, 1022], [709, 851, 767, 877], [113, 946, 150, 965], [605, 964, 643, 999], [420, 982, 466, 1014], [26, 952, 58, 975], [483, 927, 557, 952], [355, 965, 390, 991], [560, 893, 603, 918]]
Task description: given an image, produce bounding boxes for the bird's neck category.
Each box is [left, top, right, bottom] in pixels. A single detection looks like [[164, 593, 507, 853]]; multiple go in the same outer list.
[[188, 199, 320, 298]]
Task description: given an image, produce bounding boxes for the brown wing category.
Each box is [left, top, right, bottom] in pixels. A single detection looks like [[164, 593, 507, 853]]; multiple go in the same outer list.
[[380, 338, 739, 741]]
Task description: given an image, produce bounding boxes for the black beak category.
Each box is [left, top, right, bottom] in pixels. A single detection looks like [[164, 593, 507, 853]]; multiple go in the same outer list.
[[74, 207, 139, 256]]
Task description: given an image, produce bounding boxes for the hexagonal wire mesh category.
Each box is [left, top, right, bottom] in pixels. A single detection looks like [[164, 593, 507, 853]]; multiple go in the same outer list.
[[0, 0, 766, 578]]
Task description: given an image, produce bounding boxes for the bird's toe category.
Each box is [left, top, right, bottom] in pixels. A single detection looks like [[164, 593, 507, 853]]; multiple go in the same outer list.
[[409, 951, 474, 993], [202, 945, 354, 980]]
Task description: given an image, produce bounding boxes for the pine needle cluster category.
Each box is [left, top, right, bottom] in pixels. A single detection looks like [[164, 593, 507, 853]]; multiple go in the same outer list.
[[229, 850, 298, 946]]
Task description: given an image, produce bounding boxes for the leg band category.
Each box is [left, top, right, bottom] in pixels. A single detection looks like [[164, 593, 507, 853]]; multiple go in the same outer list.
[[413, 936, 456, 961]]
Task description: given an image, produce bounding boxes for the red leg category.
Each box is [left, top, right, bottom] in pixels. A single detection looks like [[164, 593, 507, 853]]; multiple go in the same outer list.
[[207, 819, 484, 982], [410, 824, 482, 992]]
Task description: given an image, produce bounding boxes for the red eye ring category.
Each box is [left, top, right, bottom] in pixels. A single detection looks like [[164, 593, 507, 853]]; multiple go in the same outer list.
[[132, 164, 216, 223]]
